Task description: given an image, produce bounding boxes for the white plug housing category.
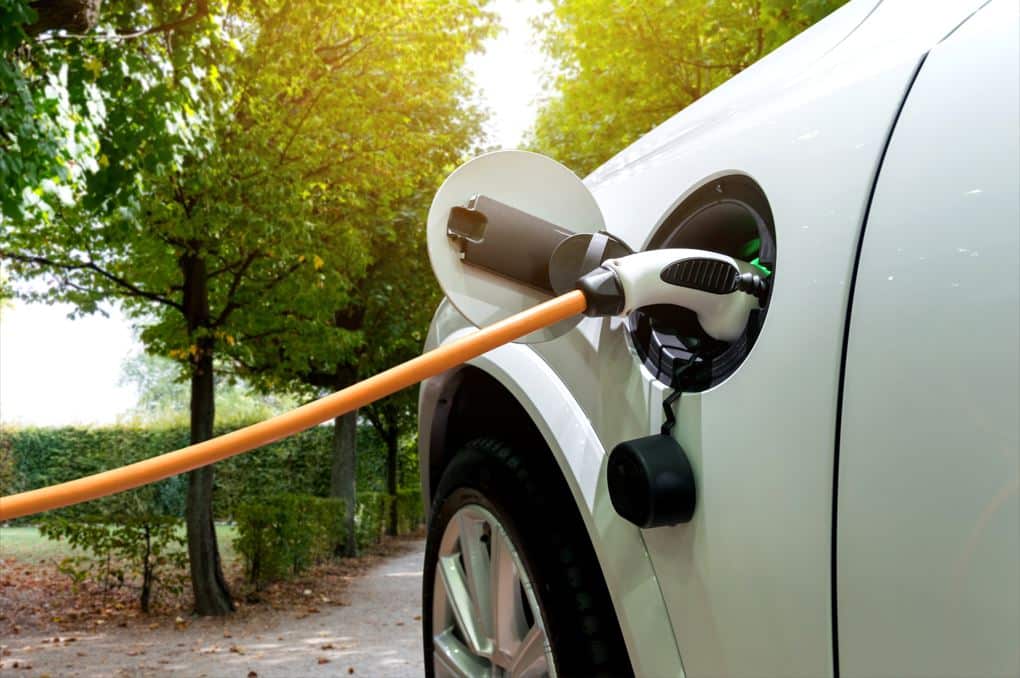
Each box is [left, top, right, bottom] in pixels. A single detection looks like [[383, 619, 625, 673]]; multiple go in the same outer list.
[[603, 248, 762, 342]]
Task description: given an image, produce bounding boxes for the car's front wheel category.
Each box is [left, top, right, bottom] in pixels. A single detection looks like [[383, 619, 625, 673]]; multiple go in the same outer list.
[[423, 437, 632, 678]]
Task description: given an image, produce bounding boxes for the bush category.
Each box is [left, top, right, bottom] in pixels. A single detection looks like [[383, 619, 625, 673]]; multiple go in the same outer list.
[[355, 492, 394, 549], [35, 455, 189, 614], [0, 431, 15, 498], [39, 512, 188, 613], [234, 490, 424, 588], [1, 423, 417, 521], [395, 488, 425, 535], [234, 493, 345, 589]]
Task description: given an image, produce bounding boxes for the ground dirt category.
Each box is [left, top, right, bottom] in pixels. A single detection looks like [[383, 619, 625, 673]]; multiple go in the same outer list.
[[0, 537, 426, 677]]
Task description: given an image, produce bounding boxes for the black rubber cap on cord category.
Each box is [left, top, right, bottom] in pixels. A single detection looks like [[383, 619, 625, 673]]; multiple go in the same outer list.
[[607, 433, 697, 527]]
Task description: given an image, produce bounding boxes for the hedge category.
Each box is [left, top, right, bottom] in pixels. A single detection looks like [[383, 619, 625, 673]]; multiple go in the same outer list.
[[234, 494, 346, 589], [234, 489, 425, 588], [0, 423, 417, 521]]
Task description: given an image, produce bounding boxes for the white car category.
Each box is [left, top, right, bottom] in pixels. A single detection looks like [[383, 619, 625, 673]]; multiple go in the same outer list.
[[417, 0, 1019, 676]]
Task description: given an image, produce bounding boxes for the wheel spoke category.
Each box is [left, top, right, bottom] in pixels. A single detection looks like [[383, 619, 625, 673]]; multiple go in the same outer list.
[[457, 511, 493, 638], [490, 525, 526, 659], [433, 503, 556, 678], [440, 553, 491, 656], [509, 625, 549, 678], [434, 627, 491, 678]]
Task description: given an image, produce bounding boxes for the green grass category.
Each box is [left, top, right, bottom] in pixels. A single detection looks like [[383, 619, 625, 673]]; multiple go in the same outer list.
[[0, 526, 82, 563], [0, 523, 239, 565]]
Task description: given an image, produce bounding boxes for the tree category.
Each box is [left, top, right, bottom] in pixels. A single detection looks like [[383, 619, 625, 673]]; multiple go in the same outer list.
[[219, 1, 493, 554], [357, 225, 440, 537], [528, 0, 849, 176], [4, 0, 491, 611], [3, 0, 239, 614]]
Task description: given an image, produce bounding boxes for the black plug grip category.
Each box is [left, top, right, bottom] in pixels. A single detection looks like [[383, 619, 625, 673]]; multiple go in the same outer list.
[[577, 266, 625, 317]]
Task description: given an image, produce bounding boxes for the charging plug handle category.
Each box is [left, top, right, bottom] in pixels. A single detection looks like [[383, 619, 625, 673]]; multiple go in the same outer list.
[[577, 248, 765, 342]]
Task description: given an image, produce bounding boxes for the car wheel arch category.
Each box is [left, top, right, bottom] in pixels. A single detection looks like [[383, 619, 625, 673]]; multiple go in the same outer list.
[[418, 341, 688, 676]]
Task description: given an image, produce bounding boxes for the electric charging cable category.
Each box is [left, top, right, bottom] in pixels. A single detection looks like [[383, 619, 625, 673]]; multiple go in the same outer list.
[[0, 248, 765, 522]]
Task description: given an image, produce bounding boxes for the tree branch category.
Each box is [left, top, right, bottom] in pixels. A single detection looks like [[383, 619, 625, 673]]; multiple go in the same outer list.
[[2, 250, 184, 311], [212, 252, 259, 327], [36, 0, 210, 41]]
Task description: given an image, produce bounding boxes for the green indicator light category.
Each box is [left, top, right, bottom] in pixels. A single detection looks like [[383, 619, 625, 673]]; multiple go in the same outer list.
[[750, 257, 772, 277], [738, 237, 761, 259]]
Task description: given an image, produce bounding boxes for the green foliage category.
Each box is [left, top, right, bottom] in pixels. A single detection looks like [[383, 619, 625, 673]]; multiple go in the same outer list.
[[233, 493, 345, 589], [6, 426, 190, 517], [3, 423, 418, 518], [0, 430, 15, 497], [355, 491, 395, 549], [395, 487, 426, 535], [4, 0, 489, 611], [32, 440, 189, 612], [529, 0, 849, 175], [1, 0, 230, 227], [39, 512, 188, 613], [233, 489, 423, 589]]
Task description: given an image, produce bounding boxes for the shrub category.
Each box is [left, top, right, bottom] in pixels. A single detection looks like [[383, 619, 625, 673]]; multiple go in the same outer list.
[[1, 423, 417, 521], [234, 493, 345, 589], [395, 488, 425, 535], [0, 432, 15, 498], [40, 513, 188, 613], [37, 467, 189, 617], [355, 492, 395, 549]]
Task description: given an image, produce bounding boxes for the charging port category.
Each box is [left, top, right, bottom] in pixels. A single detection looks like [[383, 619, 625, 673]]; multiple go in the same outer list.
[[627, 175, 776, 391]]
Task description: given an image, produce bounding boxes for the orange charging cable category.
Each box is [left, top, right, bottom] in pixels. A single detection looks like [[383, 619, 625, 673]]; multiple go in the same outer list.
[[0, 290, 588, 522]]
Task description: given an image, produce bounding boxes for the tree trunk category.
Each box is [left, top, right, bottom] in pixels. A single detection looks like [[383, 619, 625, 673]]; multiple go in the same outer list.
[[141, 523, 152, 614], [386, 432, 398, 537], [330, 411, 358, 557], [182, 252, 234, 616]]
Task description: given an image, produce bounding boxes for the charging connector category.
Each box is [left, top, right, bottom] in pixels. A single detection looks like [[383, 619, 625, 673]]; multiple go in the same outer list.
[[577, 248, 765, 342]]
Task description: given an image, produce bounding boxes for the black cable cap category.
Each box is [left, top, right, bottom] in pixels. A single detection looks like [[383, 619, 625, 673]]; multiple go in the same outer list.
[[607, 434, 696, 528]]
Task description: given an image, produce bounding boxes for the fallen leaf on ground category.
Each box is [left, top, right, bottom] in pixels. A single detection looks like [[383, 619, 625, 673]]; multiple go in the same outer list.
[[317, 657, 330, 664], [320, 643, 334, 650]]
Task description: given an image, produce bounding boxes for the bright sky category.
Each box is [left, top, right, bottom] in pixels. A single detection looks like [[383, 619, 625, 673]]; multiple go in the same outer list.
[[0, 0, 549, 427]]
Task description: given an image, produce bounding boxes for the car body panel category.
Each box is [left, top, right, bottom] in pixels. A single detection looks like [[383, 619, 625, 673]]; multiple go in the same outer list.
[[419, 0, 1002, 675], [837, 1, 1020, 675], [420, 299, 687, 677]]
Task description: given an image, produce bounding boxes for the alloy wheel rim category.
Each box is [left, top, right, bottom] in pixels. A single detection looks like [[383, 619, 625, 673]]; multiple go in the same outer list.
[[432, 503, 555, 678]]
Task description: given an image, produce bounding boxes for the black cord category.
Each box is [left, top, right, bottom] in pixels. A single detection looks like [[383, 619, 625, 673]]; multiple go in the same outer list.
[[660, 353, 703, 436]]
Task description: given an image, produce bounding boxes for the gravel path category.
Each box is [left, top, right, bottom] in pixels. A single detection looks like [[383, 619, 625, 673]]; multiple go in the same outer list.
[[2, 540, 426, 677]]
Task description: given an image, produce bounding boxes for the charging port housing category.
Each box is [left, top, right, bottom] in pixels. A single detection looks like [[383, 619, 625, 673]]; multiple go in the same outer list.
[[627, 175, 776, 391]]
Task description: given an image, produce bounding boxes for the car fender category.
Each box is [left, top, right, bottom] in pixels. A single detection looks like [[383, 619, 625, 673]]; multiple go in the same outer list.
[[419, 299, 686, 678]]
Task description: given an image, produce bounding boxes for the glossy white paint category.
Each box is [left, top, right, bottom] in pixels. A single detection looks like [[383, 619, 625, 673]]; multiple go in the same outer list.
[[420, 0, 1015, 675], [583, 2, 988, 675], [838, 1, 1020, 675]]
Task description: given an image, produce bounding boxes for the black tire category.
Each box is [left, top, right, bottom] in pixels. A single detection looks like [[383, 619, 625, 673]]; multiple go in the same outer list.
[[423, 437, 633, 677]]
